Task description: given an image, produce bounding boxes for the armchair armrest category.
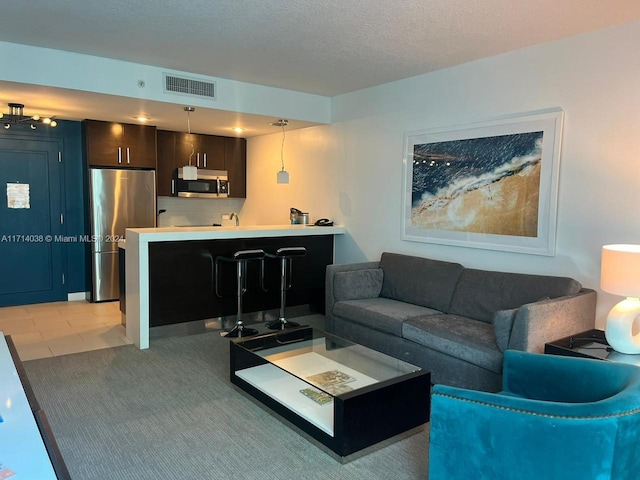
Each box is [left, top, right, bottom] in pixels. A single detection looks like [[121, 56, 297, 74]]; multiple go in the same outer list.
[[430, 352, 640, 480], [502, 350, 639, 409], [433, 350, 640, 417], [429, 381, 622, 480], [508, 288, 596, 353], [325, 261, 380, 332]]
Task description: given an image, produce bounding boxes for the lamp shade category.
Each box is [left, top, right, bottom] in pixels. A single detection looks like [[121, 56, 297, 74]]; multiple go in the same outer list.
[[277, 170, 289, 184], [601, 245, 640, 298]]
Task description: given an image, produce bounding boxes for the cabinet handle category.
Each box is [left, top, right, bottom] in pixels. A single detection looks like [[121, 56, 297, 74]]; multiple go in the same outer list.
[[126, 147, 131, 164], [203, 153, 207, 168], [118, 147, 122, 164], [196, 152, 200, 167], [171, 179, 175, 195]]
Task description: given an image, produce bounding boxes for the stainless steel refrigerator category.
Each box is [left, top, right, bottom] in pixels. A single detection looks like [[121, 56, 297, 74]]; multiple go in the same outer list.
[[89, 168, 156, 302]]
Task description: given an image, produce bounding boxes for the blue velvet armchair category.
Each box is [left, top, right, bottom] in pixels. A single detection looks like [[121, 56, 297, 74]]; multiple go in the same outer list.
[[429, 350, 640, 479]]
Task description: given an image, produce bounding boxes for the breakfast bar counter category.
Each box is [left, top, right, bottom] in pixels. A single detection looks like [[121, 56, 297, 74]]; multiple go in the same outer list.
[[125, 225, 345, 348]]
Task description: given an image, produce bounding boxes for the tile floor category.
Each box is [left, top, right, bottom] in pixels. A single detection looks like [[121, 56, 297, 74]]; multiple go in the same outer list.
[[0, 300, 130, 361]]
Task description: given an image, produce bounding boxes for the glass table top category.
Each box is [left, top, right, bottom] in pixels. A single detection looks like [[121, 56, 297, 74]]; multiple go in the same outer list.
[[234, 327, 422, 396]]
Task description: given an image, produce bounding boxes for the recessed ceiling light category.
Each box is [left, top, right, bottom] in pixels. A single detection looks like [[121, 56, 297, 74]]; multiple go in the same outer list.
[[135, 115, 151, 122], [232, 127, 244, 134]]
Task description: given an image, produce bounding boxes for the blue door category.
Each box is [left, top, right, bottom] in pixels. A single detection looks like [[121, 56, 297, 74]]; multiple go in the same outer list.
[[0, 138, 66, 306]]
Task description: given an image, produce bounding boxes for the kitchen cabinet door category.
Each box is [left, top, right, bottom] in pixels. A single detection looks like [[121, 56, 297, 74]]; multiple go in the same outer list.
[[156, 130, 176, 196], [174, 132, 201, 169], [84, 120, 124, 167], [225, 137, 246, 198], [123, 123, 157, 168], [84, 120, 157, 168], [200, 135, 225, 170], [174, 133, 225, 170]]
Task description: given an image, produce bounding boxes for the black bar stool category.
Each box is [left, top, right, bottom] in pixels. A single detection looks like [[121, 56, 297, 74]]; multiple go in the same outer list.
[[264, 246, 307, 330], [215, 249, 265, 338]]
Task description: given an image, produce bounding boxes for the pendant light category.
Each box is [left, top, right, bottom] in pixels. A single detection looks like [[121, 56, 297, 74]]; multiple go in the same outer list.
[[182, 106, 197, 180], [271, 119, 289, 184]]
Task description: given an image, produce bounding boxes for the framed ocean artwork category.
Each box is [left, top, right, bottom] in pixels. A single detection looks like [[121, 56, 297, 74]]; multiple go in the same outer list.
[[402, 109, 564, 256]]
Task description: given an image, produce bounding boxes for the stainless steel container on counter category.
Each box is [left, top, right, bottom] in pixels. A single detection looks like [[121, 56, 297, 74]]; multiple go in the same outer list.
[[290, 207, 309, 225]]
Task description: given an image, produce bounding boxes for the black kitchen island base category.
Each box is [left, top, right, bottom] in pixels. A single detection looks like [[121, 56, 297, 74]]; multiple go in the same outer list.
[[148, 234, 333, 327]]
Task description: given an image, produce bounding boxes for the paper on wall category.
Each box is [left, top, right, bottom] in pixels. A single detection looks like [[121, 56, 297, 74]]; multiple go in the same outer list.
[[7, 183, 30, 209]]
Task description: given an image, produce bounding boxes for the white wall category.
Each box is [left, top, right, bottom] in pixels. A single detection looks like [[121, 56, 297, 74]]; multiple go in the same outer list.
[[157, 196, 245, 227], [242, 125, 342, 226], [243, 20, 640, 327]]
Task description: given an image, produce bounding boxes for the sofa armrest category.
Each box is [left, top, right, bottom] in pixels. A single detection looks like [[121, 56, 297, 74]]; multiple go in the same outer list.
[[508, 288, 597, 353], [325, 261, 380, 332]]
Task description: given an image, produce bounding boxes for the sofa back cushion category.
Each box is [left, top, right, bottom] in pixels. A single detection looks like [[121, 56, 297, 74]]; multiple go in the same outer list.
[[449, 269, 582, 323], [333, 268, 384, 301], [379, 252, 464, 312]]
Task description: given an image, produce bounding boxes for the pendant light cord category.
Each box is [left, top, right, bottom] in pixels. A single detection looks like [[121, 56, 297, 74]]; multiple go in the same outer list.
[[280, 123, 286, 172], [186, 108, 195, 166]]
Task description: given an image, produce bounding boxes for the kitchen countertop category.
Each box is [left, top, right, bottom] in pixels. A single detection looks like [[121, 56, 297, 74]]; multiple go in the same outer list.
[[119, 225, 344, 249], [126, 224, 345, 242]]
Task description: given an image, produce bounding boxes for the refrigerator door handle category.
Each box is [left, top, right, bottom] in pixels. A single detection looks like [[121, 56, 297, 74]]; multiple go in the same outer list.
[[126, 147, 131, 164], [118, 147, 122, 164]]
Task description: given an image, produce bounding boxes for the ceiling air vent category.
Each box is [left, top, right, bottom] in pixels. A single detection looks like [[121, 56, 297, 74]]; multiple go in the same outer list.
[[163, 74, 216, 100]]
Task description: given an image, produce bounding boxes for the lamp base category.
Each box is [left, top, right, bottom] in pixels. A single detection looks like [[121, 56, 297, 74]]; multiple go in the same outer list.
[[605, 297, 640, 354]]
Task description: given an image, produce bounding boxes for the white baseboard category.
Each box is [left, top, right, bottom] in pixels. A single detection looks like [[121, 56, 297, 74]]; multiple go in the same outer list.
[[67, 292, 89, 302]]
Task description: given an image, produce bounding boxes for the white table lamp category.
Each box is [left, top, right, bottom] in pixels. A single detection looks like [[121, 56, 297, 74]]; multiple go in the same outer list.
[[601, 244, 640, 354]]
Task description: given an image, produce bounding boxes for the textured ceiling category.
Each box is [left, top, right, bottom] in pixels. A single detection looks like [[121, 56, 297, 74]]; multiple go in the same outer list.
[[1, 1, 639, 135], [2, 0, 640, 96]]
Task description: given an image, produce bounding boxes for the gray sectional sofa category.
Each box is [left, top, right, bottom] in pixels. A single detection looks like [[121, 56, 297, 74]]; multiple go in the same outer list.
[[325, 252, 597, 392]]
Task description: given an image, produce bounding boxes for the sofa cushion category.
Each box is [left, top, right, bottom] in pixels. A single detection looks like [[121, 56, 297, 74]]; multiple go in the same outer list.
[[402, 314, 503, 373], [493, 308, 518, 352], [449, 269, 582, 323], [333, 297, 442, 337], [333, 268, 384, 301], [379, 252, 464, 312]]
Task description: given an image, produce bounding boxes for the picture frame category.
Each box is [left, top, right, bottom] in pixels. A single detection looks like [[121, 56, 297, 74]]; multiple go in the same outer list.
[[402, 109, 564, 256]]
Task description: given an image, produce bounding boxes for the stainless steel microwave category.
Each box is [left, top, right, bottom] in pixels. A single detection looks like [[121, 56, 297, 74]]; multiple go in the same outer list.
[[173, 168, 229, 198]]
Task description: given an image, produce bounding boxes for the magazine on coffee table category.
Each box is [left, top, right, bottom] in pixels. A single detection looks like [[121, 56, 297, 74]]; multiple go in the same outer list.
[[305, 370, 356, 387], [300, 370, 357, 405], [299, 387, 333, 405]]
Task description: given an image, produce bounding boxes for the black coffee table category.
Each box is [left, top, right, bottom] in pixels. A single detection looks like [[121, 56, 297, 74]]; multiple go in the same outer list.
[[229, 326, 430, 461]]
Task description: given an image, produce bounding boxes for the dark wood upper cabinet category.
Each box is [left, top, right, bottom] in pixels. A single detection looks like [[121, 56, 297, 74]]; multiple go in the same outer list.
[[83, 120, 157, 168], [225, 137, 246, 198], [200, 135, 225, 170], [156, 130, 176, 197], [174, 133, 225, 170], [174, 132, 201, 169], [157, 131, 246, 198]]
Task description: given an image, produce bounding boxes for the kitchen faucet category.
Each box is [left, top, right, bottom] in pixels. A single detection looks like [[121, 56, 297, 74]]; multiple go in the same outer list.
[[230, 212, 239, 226]]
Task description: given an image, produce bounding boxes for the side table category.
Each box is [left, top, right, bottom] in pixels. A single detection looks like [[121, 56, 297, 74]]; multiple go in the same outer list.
[[544, 329, 612, 360], [545, 329, 640, 365]]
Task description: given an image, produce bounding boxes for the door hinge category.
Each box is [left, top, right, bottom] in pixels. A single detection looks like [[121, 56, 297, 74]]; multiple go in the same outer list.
[[58, 151, 62, 163], [62, 273, 65, 285], [60, 213, 64, 224]]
